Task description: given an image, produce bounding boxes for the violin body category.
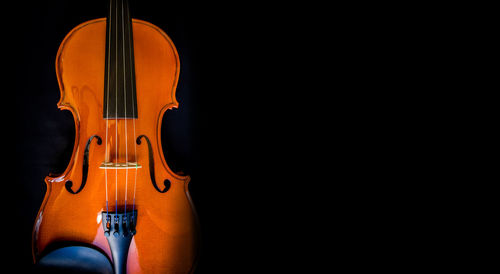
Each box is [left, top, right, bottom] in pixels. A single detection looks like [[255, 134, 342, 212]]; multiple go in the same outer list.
[[32, 12, 198, 274]]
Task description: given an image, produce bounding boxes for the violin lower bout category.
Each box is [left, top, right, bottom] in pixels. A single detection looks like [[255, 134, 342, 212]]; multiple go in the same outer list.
[[33, 170, 199, 273]]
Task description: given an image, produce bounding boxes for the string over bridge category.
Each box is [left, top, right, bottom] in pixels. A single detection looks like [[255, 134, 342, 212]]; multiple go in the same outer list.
[[99, 162, 142, 169]]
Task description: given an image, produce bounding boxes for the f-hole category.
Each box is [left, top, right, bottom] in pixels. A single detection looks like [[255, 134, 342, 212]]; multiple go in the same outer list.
[[65, 135, 102, 194], [136, 135, 171, 193]]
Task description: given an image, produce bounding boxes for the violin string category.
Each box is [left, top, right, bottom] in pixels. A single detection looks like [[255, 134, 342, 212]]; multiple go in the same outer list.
[[127, 0, 138, 218], [121, 0, 129, 216], [114, 0, 119, 215], [104, 0, 113, 217]]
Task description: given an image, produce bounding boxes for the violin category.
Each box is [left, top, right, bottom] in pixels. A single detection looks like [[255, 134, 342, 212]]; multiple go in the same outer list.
[[32, 0, 199, 273]]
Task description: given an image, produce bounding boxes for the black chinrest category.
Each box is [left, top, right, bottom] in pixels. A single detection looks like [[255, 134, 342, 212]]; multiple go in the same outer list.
[[36, 246, 113, 274]]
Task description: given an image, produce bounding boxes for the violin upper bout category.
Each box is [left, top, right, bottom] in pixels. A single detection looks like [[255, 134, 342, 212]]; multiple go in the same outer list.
[[55, 19, 106, 111]]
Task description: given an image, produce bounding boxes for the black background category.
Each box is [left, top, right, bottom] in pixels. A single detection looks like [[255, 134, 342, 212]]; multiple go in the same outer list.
[[1, 0, 330, 272]]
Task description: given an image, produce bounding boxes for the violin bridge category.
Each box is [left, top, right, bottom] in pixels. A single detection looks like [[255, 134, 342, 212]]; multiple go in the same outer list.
[[99, 162, 142, 169]]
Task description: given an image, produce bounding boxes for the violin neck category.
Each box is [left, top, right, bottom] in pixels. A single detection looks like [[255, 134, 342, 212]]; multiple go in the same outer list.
[[103, 0, 138, 119]]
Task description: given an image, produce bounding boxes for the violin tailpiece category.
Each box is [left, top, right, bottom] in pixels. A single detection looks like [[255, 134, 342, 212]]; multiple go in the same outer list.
[[102, 210, 137, 274]]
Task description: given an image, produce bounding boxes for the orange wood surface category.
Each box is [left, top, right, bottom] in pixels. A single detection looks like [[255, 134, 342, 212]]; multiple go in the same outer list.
[[32, 18, 199, 273]]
